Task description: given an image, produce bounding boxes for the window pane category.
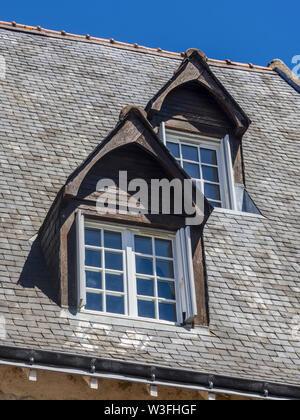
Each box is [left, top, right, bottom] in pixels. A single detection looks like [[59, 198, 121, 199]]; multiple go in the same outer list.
[[158, 281, 176, 300], [104, 231, 122, 250], [85, 229, 101, 247], [156, 260, 174, 278], [200, 148, 217, 165], [155, 239, 173, 258], [210, 201, 222, 208], [166, 142, 180, 158], [138, 300, 155, 319], [135, 236, 152, 255], [137, 278, 154, 297], [106, 295, 124, 315], [85, 249, 102, 268], [105, 252, 123, 271], [159, 303, 177, 322], [202, 166, 219, 183], [86, 292, 102, 312], [183, 162, 200, 179], [204, 183, 221, 201], [182, 144, 198, 162], [106, 273, 124, 292], [86, 270, 102, 289], [136, 256, 153, 275]]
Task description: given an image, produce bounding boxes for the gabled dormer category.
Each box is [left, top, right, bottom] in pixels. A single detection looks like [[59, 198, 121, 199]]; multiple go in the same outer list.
[[39, 106, 213, 328], [146, 49, 259, 213], [147, 48, 250, 136]]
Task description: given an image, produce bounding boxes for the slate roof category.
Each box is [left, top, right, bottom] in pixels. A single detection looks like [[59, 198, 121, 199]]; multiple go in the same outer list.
[[0, 26, 299, 388]]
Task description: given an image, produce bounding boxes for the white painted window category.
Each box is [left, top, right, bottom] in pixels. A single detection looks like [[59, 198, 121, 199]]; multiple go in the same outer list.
[[76, 217, 197, 325], [163, 128, 236, 210]]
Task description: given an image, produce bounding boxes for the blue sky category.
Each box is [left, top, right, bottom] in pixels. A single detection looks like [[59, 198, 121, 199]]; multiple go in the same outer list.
[[1, 0, 299, 69]]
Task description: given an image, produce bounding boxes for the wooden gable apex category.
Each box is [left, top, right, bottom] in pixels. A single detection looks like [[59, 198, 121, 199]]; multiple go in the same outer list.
[[146, 49, 251, 136]]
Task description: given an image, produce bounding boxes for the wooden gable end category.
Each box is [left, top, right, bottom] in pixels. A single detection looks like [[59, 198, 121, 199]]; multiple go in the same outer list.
[[154, 82, 233, 137], [77, 143, 188, 230], [147, 49, 250, 138]]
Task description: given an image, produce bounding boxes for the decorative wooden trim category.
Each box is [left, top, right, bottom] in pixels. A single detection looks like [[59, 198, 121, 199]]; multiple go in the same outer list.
[[146, 49, 251, 136]]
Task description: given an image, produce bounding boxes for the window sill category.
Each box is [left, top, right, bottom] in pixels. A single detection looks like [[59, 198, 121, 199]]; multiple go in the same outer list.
[[81, 308, 178, 327], [60, 309, 210, 334], [213, 207, 265, 218]]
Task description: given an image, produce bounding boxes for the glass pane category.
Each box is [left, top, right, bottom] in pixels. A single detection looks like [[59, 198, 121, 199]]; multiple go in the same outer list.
[[85, 249, 102, 268], [200, 148, 217, 165], [106, 295, 124, 315], [106, 273, 123, 292], [210, 201, 222, 208], [156, 259, 174, 278], [182, 144, 198, 162], [105, 252, 123, 271], [138, 300, 155, 319], [86, 292, 102, 312], [183, 162, 200, 179], [159, 303, 177, 322], [166, 142, 180, 159], [136, 256, 153, 275], [85, 229, 101, 247], [204, 183, 221, 201], [155, 239, 173, 258], [158, 281, 176, 300], [137, 278, 154, 297], [86, 270, 102, 289], [135, 236, 152, 255], [202, 166, 219, 183], [104, 231, 122, 250]]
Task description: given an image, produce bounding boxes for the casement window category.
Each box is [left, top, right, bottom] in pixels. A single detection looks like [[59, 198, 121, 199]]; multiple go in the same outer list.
[[160, 127, 237, 210], [76, 213, 197, 325]]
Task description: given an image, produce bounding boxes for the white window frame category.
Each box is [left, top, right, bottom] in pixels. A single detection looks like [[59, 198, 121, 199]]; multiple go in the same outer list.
[[162, 127, 237, 210], [77, 218, 197, 326]]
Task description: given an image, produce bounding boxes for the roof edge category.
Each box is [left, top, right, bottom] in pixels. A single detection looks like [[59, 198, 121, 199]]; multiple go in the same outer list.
[[0, 20, 275, 73], [0, 344, 298, 400], [268, 59, 300, 93]]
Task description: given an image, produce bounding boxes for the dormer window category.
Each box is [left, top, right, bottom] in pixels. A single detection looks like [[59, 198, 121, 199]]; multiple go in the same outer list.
[[164, 129, 236, 209], [77, 217, 198, 325], [84, 222, 178, 322]]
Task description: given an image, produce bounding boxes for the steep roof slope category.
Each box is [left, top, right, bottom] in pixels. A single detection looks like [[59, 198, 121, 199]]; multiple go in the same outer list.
[[0, 27, 299, 387]]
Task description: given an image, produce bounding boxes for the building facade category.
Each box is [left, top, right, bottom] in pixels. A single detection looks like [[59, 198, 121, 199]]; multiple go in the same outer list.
[[0, 21, 299, 400]]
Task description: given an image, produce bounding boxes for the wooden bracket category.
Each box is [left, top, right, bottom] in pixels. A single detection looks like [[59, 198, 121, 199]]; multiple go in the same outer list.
[[148, 384, 158, 397], [83, 376, 99, 390], [22, 368, 37, 382]]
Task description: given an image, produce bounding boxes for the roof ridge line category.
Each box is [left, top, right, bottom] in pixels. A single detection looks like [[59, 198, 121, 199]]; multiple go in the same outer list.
[[0, 20, 275, 73]]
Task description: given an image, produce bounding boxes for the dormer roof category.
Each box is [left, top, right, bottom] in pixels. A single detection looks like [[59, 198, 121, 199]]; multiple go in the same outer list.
[[146, 49, 251, 135]]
